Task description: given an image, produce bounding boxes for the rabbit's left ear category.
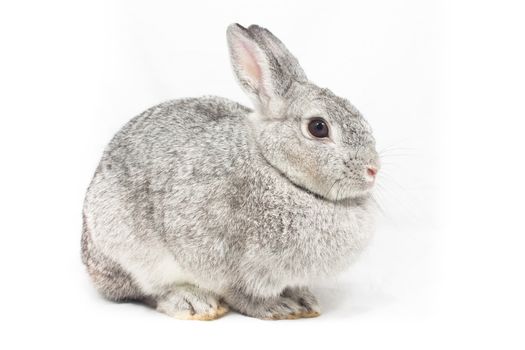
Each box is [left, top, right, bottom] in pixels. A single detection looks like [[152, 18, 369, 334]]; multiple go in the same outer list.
[[227, 24, 307, 117]]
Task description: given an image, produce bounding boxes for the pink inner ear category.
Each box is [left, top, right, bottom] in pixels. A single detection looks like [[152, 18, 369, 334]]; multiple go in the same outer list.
[[237, 40, 262, 86]]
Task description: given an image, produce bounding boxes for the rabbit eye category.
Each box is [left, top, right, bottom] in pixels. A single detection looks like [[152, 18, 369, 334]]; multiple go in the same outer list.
[[307, 118, 329, 138]]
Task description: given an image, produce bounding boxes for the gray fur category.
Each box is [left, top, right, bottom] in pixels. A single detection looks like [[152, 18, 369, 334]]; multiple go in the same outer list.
[[82, 24, 379, 320]]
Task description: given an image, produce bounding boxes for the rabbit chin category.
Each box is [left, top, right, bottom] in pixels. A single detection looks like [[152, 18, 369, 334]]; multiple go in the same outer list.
[[325, 186, 374, 202], [299, 177, 374, 202]]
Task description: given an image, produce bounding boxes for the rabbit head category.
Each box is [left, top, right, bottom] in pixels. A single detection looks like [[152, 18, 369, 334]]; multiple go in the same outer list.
[[227, 24, 379, 201]]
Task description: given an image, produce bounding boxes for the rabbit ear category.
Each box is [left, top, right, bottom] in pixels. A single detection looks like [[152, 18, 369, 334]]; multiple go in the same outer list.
[[227, 24, 307, 117]]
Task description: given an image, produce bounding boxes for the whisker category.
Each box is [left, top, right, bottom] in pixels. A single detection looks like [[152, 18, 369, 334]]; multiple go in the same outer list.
[[331, 180, 345, 224], [354, 143, 365, 160], [373, 179, 424, 225], [370, 193, 387, 218], [323, 178, 343, 199], [379, 153, 418, 158]]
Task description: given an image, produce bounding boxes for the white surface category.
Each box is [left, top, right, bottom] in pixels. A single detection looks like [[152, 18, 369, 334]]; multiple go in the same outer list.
[[0, 0, 524, 349]]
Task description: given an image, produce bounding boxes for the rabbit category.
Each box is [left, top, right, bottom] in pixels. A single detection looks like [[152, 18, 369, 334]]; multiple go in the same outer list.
[[81, 23, 379, 320]]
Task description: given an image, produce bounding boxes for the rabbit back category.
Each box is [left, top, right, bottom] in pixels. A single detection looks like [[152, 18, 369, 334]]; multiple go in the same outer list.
[[82, 96, 254, 297]]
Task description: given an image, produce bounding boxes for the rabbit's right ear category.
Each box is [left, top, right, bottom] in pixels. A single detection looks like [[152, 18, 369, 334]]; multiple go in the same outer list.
[[227, 24, 307, 118]]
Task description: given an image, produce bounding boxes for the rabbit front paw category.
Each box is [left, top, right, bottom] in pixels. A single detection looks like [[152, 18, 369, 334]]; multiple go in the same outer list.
[[156, 285, 229, 320], [226, 286, 321, 320], [281, 286, 321, 318], [259, 295, 307, 320]]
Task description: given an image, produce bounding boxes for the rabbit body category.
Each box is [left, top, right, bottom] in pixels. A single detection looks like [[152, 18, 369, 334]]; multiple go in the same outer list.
[[82, 24, 378, 320]]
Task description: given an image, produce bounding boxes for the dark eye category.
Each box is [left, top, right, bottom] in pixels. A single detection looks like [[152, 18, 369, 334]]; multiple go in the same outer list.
[[307, 118, 329, 138]]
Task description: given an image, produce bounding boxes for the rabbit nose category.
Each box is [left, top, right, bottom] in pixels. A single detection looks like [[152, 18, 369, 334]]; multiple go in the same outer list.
[[366, 166, 378, 179]]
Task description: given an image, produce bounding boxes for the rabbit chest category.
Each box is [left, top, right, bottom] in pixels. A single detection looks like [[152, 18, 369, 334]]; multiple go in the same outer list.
[[229, 171, 374, 281]]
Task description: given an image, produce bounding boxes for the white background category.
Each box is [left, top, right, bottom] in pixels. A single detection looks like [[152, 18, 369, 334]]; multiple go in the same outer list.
[[1, 0, 524, 349]]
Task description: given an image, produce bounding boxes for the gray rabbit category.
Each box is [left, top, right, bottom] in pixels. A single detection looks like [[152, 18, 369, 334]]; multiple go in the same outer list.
[[82, 24, 379, 320]]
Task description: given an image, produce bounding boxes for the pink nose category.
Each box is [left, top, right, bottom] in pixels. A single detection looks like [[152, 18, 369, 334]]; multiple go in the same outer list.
[[367, 166, 378, 177]]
